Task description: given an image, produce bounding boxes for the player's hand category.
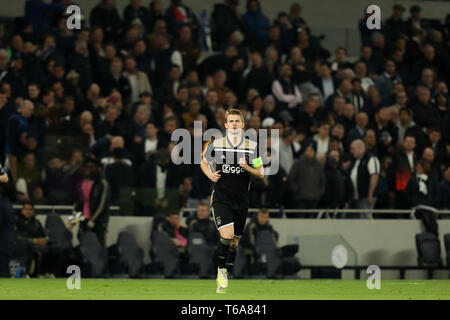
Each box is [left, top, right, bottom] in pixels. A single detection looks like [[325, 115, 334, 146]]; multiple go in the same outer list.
[[87, 220, 95, 229], [209, 170, 221, 182], [239, 157, 250, 170]]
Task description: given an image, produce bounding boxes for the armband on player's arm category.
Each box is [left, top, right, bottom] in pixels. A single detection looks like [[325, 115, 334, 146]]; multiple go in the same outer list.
[[251, 157, 263, 168]]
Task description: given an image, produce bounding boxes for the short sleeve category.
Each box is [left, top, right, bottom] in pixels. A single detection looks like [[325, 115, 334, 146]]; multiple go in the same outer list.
[[367, 156, 380, 175], [202, 141, 215, 164]]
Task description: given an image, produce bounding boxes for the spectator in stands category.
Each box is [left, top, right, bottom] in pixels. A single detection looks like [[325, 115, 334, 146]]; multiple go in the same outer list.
[[123, 0, 148, 30], [371, 107, 398, 158], [102, 58, 131, 103], [436, 166, 450, 209], [164, 0, 199, 41], [156, 211, 189, 257], [325, 80, 352, 111], [153, 34, 183, 90], [77, 156, 111, 247], [312, 122, 331, 157], [241, 208, 279, 274], [6, 99, 35, 183], [405, 5, 424, 38], [133, 121, 168, 167], [211, 0, 246, 50], [320, 154, 352, 212], [90, 0, 122, 43], [349, 139, 380, 218], [384, 4, 407, 43], [411, 86, 440, 128], [95, 136, 134, 167], [288, 140, 325, 214], [330, 47, 353, 73], [16, 152, 43, 202], [14, 201, 49, 277], [188, 203, 218, 248], [243, 0, 271, 45], [105, 147, 134, 208], [278, 127, 296, 174], [346, 112, 368, 150], [182, 98, 202, 130], [388, 135, 417, 209], [123, 56, 153, 105], [136, 148, 184, 215], [126, 104, 151, 148], [272, 63, 302, 116], [145, 0, 164, 34], [313, 61, 337, 102], [404, 159, 437, 208], [172, 26, 200, 76], [374, 59, 401, 106], [353, 61, 374, 94], [396, 107, 426, 152], [370, 32, 387, 72]]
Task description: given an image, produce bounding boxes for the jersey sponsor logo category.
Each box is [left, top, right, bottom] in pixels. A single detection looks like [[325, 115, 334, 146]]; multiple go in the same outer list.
[[222, 164, 244, 174]]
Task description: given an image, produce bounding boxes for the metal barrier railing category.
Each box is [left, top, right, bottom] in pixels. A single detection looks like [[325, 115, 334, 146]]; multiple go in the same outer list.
[[12, 204, 450, 219]]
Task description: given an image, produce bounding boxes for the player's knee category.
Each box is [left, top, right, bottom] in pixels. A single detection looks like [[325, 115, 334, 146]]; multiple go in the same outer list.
[[230, 237, 240, 248]]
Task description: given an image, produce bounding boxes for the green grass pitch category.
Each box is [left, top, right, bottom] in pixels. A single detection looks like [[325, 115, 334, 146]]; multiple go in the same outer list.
[[1, 279, 450, 300]]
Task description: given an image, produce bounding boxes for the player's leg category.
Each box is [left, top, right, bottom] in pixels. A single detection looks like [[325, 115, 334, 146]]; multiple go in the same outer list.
[[211, 202, 234, 292], [226, 236, 240, 275], [226, 208, 248, 275]]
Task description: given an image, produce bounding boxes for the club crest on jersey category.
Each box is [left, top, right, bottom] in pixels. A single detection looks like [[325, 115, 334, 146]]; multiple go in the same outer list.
[[216, 217, 221, 225]]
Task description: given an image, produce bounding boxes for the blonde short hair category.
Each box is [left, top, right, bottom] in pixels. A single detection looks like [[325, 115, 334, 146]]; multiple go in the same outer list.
[[225, 108, 244, 123]]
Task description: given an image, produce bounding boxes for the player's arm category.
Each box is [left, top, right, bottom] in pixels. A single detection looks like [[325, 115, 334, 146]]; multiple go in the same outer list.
[[239, 156, 264, 179], [201, 142, 221, 182]]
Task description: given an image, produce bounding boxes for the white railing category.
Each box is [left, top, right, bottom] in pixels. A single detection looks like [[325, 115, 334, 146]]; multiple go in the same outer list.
[[12, 204, 450, 219]]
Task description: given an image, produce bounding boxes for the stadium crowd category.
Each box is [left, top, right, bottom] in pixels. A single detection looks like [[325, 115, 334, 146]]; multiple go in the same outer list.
[[0, 0, 450, 219]]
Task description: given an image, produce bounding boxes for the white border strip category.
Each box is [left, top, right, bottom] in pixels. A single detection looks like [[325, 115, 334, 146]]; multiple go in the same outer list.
[[217, 222, 235, 230], [214, 148, 254, 153]]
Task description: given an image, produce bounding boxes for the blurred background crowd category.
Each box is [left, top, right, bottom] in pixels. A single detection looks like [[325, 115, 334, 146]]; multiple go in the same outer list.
[[0, 0, 449, 217]]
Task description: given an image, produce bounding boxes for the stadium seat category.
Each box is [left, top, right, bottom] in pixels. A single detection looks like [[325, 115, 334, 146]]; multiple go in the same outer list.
[[254, 230, 283, 278], [45, 213, 73, 250], [9, 238, 29, 278], [109, 231, 145, 278], [45, 213, 75, 276], [444, 234, 450, 267], [415, 232, 442, 267], [151, 230, 179, 278], [280, 244, 301, 278], [187, 232, 214, 278], [78, 231, 108, 277]]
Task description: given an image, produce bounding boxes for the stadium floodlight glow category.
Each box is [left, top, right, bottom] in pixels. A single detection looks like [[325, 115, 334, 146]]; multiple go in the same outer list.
[[170, 121, 279, 175]]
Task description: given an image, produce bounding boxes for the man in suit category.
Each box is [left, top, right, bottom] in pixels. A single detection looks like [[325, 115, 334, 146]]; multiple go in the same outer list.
[[325, 79, 352, 111], [313, 61, 338, 102], [346, 112, 369, 151], [133, 121, 169, 168], [388, 135, 417, 208]]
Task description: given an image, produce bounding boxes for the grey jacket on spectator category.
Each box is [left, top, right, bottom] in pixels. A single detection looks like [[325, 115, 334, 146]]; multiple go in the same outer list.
[[288, 156, 326, 201]]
